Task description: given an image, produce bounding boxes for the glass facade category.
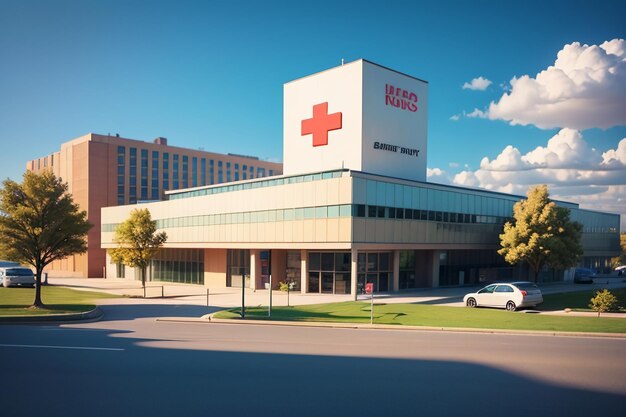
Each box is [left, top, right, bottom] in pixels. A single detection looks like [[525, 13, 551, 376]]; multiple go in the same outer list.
[[308, 252, 351, 294], [151, 248, 204, 285], [356, 252, 392, 293], [117, 146, 125, 205], [227, 249, 250, 288]]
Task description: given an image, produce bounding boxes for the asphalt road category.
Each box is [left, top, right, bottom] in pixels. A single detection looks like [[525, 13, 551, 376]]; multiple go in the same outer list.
[[1, 303, 625, 417]]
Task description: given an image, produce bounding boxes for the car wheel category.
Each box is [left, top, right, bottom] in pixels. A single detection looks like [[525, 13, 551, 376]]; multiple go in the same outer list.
[[506, 301, 516, 311], [466, 298, 477, 308]]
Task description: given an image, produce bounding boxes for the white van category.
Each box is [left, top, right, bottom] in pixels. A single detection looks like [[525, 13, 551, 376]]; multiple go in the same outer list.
[[0, 266, 35, 287]]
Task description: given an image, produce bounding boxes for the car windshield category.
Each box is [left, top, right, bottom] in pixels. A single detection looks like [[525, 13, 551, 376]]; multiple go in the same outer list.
[[478, 285, 496, 294], [5, 268, 33, 276], [514, 283, 538, 290]]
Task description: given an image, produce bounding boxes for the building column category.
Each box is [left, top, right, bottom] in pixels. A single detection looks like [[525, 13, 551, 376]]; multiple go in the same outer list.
[[250, 250, 259, 291], [300, 249, 307, 294], [351, 248, 358, 300], [393, 250, 400, 292]]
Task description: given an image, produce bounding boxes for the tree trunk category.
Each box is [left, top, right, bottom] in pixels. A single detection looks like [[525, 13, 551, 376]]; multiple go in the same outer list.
[[141, 266, 146, 289], [31, 267, 45, 308]]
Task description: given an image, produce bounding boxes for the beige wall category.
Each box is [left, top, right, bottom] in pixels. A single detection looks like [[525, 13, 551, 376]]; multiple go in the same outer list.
[[204, 249, 227, 287]]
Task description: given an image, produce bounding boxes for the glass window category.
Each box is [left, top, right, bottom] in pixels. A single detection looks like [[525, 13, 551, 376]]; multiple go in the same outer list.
[[309, 252, 320, 270], [321, 253, 334, 271], [182, 156, 189, 188]]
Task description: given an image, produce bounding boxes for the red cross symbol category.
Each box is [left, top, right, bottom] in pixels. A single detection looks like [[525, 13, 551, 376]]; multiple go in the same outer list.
[[301, 102, 342, 147]]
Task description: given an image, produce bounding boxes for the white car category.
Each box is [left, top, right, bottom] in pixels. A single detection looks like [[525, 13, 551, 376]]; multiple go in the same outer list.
[[0, 267, 36, 288], [463, 282, 543, 311]]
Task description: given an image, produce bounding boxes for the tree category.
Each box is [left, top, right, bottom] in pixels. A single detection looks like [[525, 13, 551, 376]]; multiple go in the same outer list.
[[498, 185, 583, 282], [108, 208, 167, 291], [0, 171, 91, 308], [589, 289, 619, 317], [610, 232, 626, 268]]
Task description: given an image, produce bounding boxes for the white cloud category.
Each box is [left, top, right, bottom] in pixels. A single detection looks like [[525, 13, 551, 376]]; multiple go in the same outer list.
[[466, 108, 488, 119], [487, 39, 626, 129], [462, 76, 492, 91], [452, 130, 626, 228], [449, 114, 461, 121], [427, 167, 451, 184]]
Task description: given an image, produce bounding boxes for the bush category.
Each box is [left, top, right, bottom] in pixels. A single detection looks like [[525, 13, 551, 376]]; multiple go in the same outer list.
[[589, 289, 619, 317]]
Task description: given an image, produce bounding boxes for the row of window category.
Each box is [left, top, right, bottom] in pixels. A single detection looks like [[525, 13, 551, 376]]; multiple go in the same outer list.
[[102, 202, 512, 233], [116, 146, 275, 203], [168, 170, 343, 200], [353, 204, 509, 225]]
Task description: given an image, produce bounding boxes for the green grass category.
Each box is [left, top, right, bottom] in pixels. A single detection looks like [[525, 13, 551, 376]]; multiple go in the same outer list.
[[214, 301, 626, 333], [540, 288, 626, 312], [0, 285, 119, 316]]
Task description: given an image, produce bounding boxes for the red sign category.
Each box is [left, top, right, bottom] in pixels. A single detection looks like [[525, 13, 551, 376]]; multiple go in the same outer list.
[[385, 84, 418, 112], [301, 102, 342, 147], [365, 283, 373, 294]]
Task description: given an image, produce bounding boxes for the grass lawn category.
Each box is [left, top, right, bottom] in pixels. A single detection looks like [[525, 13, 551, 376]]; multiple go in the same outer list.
[[0, 285, 119, 316], [540, 287, 626, 312], [214, 301, 626, 333]]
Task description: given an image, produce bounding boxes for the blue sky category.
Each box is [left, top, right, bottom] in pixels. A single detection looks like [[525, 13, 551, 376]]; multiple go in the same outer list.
[[1, 0, 625, 225]]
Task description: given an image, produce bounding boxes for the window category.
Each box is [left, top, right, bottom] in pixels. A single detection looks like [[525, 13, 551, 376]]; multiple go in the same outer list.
[[129, 148, 137, 203], [163, 153, 169, 191], [182, 156, 189, 188], [140, 149, 148, 200], [117, 146, 125, 204], [192, 157, 198, 187], [218, 161, 223, 183], [201, 158, 206, 186], [226, 162, 231, 182], [151, 151, 159, 200], [173, 154, 179, 189], [209, 159, 214, 184]]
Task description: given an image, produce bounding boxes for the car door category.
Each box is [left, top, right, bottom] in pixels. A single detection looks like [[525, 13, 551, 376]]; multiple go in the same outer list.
[[475, 284, 497, 306], [493, 285, 514, 308]]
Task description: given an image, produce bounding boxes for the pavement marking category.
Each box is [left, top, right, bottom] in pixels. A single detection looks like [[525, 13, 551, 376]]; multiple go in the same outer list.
[[0, 344, 124, 351]]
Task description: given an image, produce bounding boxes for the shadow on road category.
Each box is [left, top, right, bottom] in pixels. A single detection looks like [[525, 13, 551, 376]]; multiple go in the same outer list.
[[1, 323, 623, 417]]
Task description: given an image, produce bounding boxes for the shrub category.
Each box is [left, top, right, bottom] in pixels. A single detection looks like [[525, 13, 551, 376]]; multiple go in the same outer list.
[[589, 289, 619, 317]]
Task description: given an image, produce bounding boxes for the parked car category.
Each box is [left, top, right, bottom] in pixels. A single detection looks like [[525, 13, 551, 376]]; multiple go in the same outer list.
[[0, 266, 35, 287], [573, 268, 595, 284], [463, 282, 543, 311]]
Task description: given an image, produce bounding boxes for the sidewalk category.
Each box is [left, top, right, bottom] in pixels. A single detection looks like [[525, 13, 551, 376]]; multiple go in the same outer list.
[[48, 276, 626, 318]]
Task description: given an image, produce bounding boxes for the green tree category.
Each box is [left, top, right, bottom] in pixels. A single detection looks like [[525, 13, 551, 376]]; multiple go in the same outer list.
[[589, 289, 619, 317], [108, 208, 167, 291], [498, 185, 583, 282], [610, 233, 626, 268], [0, 171, 91, 308]]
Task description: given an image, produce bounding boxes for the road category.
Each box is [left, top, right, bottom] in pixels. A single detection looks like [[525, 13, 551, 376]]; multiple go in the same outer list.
[[1, 303, 625, 417]]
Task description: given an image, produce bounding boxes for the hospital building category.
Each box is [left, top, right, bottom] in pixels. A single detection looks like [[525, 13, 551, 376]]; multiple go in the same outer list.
[[99, 60, 620, 296]]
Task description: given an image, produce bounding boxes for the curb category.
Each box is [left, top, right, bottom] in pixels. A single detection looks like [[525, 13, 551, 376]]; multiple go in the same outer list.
[[154, 315, 626, 339], [0, 307, 104, 324]]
